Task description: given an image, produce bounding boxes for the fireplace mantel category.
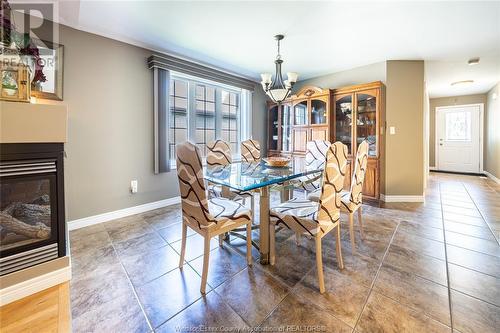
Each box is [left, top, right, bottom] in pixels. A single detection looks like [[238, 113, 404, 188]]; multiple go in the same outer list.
[[0, 101, 68, 143], [0, 102, 70, 307]]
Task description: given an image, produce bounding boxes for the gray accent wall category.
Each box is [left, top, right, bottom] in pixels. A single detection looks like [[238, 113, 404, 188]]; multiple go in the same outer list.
[[34, 23, 266, 221]]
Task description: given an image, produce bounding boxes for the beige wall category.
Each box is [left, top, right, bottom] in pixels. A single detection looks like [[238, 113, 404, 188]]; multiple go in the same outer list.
[[485, 83, 500, 178], [384, 60, 425, 196], [429, 94, 487, 167], [293, 62, 386, 91], [30, 23, 266, 221]]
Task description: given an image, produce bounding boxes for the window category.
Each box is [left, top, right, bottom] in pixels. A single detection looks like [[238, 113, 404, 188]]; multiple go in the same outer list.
[[221, 90, 239, 153], [169, 74, 251, 166], [169, 80, 188, 163], [445, 111, 471, 141], [195, 85, 216, 156]]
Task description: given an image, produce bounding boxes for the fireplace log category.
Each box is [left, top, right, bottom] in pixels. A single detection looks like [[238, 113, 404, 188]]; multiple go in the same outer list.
[[0, 212, 50, 239], [3, 202, 51, 226]]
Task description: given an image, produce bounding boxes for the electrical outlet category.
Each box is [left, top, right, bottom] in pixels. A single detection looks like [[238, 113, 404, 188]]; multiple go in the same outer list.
[[131, 180, 138, 194]]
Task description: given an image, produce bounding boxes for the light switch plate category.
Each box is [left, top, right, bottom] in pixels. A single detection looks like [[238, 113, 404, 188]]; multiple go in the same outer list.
[[389, 126, 396, 135]]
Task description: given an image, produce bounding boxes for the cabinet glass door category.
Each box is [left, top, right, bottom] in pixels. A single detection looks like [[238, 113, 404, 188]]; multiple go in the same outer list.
[[281, 104, 292, 152], [294, 101, 308, 125], [335, 95, 353, 154], [356, 92, 377, 156], [311, 99, 327, 125], [269, 105, 279, 151]]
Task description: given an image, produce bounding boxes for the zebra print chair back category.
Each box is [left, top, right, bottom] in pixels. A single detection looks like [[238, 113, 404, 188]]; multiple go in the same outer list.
[[316, 142, 349, 226], [348, 140, 369, 205], [206, 140, 232, 166], [305, 140, 331, 168], [176, 141, 215, 230], [241, 139, 261, 162]]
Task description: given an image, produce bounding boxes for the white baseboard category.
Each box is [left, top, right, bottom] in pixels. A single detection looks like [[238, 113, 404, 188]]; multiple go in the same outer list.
[[67, 196, 181, 231], [483, 171, 500, 184], [0, 265, 71, 306], [380, 194, 425, 202]]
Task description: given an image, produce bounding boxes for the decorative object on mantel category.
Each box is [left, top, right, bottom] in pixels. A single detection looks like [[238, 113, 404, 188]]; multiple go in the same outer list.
[[1, 0, 63, 101], [260, 34, 298, 104], [0, 43, 30, 102]]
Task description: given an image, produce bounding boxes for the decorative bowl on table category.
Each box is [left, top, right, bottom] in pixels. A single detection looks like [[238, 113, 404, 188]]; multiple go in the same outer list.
[[263, 157, 290, 168]]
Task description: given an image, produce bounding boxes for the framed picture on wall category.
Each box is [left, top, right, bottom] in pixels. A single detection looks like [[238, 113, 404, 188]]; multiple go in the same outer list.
[[30, 39, 64, 101]]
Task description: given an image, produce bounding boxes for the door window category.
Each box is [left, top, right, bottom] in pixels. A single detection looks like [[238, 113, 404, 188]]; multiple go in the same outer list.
[[445, 111, 471, 141]]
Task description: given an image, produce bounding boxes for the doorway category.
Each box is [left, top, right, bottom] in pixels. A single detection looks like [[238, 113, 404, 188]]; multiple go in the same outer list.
[[435, 104, 483, 173]]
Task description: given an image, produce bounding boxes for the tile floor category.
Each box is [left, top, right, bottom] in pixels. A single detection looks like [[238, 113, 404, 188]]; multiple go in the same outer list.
[[69, 172, 500, 332]]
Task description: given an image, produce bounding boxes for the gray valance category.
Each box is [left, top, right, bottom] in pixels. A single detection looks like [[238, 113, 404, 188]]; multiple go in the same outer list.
[[148, 54, 256, 91]]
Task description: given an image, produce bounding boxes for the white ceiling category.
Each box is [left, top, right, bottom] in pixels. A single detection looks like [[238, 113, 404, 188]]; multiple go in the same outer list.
[[53, 0, 500, 97]]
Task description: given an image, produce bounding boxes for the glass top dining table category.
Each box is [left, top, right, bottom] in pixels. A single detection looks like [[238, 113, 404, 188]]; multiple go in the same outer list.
[[205, 157, 323, 264]]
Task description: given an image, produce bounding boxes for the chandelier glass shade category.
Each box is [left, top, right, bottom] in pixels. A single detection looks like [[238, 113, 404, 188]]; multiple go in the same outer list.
[[260, 35, 298, 104]]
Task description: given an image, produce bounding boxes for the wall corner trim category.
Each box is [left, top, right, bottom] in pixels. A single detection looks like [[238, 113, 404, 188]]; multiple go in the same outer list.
[[0, 265, 71, 306], [380, 194, 425, 202], [483, 171, 500, 184], [67, 196, 181, 231]]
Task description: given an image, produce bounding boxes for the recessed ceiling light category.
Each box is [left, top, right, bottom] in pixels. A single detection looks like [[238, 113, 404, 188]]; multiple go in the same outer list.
[[468, 57, 480, 66], [451, 80, 474, 86]]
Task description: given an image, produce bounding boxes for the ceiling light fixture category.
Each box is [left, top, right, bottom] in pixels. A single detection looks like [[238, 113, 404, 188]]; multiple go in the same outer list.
[[260, 35, 298, 104], [451, 80, 474, 86], [468, 57, 480, 66]]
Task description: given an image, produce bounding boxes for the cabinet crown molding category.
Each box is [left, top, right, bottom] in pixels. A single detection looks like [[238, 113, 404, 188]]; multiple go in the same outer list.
[[290, 86, 329, 99]]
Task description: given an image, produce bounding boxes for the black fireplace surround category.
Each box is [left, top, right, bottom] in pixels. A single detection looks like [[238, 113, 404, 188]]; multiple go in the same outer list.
[[0, 143, 66, 275]]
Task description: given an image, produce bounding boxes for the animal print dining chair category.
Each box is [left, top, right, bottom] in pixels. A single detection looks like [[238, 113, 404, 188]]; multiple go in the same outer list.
[[341, 140, 369, 250], [206, 140, 254, 208], [240, 139, 261, 162], [308, 140, 369, 251], [176, 141, 253, 294], [270, 141, 348, 293], [291, 140, 331, 194]]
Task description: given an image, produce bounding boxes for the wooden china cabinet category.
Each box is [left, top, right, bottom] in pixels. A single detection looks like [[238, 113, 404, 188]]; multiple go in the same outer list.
[[267, 86, 332, 156], [332, 81, 384, 202], [266, 82, 384, 202]]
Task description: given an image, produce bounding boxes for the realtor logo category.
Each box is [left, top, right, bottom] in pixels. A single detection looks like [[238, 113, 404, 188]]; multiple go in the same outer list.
[[1, 0, 59, 52]]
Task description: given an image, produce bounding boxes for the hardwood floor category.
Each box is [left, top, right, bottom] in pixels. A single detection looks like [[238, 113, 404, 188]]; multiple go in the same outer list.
[[66, 172, 499, 332], [0, 282, 70, 333]]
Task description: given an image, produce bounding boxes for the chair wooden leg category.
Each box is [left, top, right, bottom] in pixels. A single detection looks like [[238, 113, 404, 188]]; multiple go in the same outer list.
[[200, 236, 210, 294], [349, 212, 356, 252], [336, 225, 344, 270], [246, 222, 253, 266], [357, 206, 365, 240], [269, 224, 276, 266], [315, 234, 325, 294], [218, 234, 224, 247], [179, 222, 187, 268]]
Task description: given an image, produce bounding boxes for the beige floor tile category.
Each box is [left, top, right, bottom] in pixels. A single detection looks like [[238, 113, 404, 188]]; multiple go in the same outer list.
[[373, 265, 451, 326], [448, 264, 500, 307], [356, 292, 451, 333]]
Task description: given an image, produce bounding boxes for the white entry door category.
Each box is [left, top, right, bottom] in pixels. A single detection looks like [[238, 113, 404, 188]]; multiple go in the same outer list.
[[437, 105, 481, 173]]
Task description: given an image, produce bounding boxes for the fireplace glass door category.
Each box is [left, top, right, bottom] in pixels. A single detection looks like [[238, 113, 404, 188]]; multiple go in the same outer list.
[[0, 158, 60, 275]]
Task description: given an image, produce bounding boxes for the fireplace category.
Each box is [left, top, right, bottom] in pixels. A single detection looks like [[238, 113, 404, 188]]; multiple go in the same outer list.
[[0, 143, 66, 276]]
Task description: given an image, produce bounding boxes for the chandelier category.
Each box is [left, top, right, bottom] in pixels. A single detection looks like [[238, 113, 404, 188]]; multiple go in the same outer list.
[[260, 35, 298, 104]]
